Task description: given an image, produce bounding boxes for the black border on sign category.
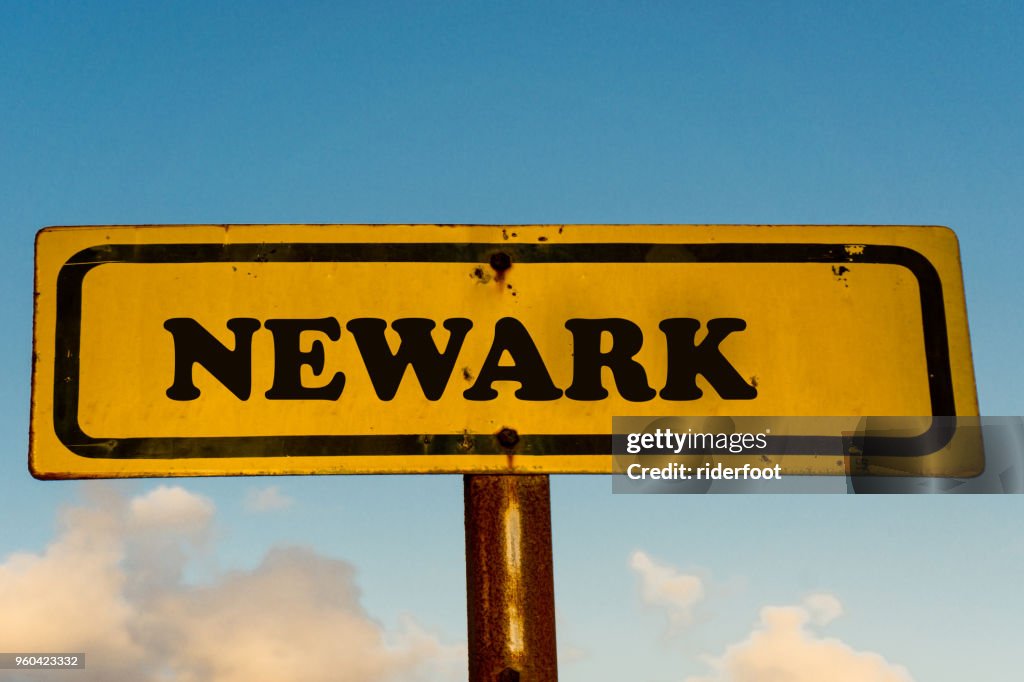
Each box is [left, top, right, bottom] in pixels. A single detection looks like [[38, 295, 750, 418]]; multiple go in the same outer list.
[[52, 242, 956, 459]]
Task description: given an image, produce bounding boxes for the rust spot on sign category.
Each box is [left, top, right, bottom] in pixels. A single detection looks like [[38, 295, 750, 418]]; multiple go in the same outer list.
[[470, 266, 493, 284], [457, 431, 475, 453]]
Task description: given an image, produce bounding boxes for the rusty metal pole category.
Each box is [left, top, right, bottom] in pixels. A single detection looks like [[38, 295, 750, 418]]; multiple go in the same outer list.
[[464, 474, 558, 682]]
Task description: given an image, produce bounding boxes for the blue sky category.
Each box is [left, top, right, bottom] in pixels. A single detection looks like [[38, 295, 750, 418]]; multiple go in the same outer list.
[[2, 2, 1023, 681]]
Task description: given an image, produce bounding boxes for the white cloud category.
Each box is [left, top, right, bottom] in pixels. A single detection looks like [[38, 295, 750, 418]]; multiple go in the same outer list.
[[244, 485, 294, 512], [630, 550, 704, 628], [143, 547, 462, 682], [803, 592, 843, 626], [0, 484, 462, 682], [686, 596, 914, 682], [0, 487, 143, 677], [129, 484, 215, 531]]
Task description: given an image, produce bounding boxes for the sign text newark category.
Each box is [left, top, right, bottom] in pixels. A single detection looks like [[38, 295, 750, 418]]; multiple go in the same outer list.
[[164, 316, 757, 402]]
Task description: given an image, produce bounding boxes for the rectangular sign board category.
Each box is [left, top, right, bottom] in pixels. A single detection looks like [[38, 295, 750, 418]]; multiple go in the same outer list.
[[31, 224, 979, 478]]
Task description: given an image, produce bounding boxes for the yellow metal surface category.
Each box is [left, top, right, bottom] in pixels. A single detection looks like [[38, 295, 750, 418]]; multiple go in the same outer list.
[[30, 224, 978, 478]]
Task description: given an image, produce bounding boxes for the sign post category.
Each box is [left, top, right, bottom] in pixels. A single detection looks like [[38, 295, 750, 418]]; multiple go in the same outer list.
[[465, 474, 558, 681]]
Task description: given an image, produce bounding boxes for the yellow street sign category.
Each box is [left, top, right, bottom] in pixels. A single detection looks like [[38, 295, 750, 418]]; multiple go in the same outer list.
[[30, 224, 979, 478]]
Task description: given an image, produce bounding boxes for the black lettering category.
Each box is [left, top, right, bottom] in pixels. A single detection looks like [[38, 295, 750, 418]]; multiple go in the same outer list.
[[564, 318, 656, 401], [264, 318, 346, 400], [464, 317, 562, 401], [659, 318, 757, 400], [164, 318, 260, 401], [346, 318, 473, 401]]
